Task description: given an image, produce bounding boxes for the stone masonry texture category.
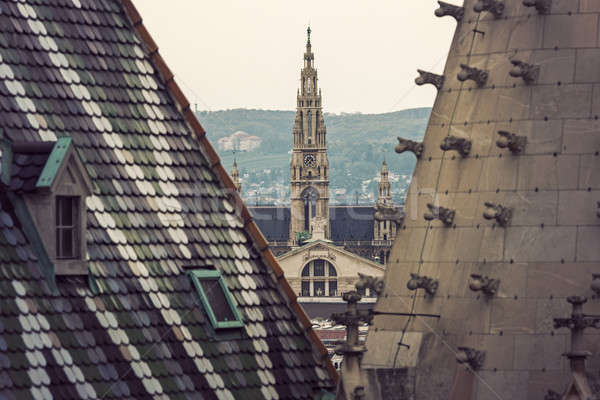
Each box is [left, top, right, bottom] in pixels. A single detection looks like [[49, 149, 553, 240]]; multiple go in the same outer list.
[[363, 1, 600, 399]]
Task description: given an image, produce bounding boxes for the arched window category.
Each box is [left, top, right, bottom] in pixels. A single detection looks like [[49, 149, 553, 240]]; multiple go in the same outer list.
[[307, 110, 312, 143], [300, 259, 338, 297], [302, 187, 318, 231]]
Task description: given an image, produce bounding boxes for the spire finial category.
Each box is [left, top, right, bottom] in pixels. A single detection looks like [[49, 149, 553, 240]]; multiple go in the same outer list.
[[307, 25, 311, 45]]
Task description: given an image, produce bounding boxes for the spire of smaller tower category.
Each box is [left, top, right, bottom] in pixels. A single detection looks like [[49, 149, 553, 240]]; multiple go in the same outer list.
[[231, 159, 241, 194], [378, 160, 391, 205], [307, 25, 311, 46], [381, 159, 388, 173]]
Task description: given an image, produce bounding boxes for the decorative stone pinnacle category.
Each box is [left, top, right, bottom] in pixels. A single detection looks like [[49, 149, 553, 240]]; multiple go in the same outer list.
[[496, 130, 527, 154], [407, 273, 439, 296], [483, 201, 512, 227], [424, 203, 455, 226], [458, 64, 488, 87], [440, 135, 471, 157], [523, 0, 551, 14], [469, 274, 500, 296], [554, 296, 600, 331], [307, 25, 311, 45], [456, 347, 486, 370], [434, 1, 465, 21], [415, 69, 445, 91], [473, 0, 505, 18], [510, 59, 540, 84], [396, 136, 424, 158]]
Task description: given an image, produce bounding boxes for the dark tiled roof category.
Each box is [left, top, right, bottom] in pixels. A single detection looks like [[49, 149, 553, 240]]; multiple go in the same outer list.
[[330, 206, 374, 242], [9, 151, 50, 192], [0, 0, 334, 398], [249, 206, 291, 242], [249, 206, 376, 243]]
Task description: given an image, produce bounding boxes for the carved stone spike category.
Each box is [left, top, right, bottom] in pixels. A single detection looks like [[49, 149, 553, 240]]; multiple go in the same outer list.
[[510, 59, 540, 84], [356, 273, 385, 296], [523, 0, 551, 14], [457, 64, 488, 87], [415, 69, 445, 91], [396, 137, 424, 158], [497, 130, 527, 154], [424, 203, 455, 226], [440, 135, 471, 157], [591, 274, 600, 297], [456, 347, 486, 370], [483, 201, 512, 227], [473, 0, 505, 18], [469, 274, 500, 296], [434, 1, 465, 21], [406, 273, 439, 296]]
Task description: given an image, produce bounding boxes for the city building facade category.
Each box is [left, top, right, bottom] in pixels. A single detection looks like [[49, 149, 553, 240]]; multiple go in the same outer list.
[[245, 29, 402, 316]]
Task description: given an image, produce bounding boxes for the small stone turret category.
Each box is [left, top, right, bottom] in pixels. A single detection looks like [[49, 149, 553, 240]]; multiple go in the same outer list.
[[231, 159, 241, 194], [373, 161, 400, 246]]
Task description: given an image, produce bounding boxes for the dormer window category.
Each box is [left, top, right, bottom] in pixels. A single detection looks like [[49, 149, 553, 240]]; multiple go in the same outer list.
[[1, 135, 92, 278], [56, 196, 78, 259]]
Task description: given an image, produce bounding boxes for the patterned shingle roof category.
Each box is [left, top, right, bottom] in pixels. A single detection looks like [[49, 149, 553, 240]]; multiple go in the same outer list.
[[8, 143, 53, 192], [0, 0, 335, 398]]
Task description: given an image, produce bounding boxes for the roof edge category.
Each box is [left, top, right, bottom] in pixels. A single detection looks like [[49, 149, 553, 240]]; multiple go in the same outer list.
[[277, 240, 386, 270], [118, 0, 337, 384]]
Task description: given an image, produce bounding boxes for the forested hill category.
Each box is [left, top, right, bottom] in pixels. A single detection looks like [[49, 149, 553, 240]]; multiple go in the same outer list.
[[195, 107, 431, 204]]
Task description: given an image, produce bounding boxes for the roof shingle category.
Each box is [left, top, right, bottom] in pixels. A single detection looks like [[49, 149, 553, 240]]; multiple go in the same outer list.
[[0, 0, 335, 397]]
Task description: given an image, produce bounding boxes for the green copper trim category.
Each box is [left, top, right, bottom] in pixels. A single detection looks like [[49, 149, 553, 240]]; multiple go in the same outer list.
[[0, 130, 12, 186], [36, 137, 72, 188], [188, 269, 244, 330]]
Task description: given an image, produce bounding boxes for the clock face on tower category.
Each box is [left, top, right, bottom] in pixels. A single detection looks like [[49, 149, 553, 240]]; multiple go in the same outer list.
[[303, 154, 316, 168]]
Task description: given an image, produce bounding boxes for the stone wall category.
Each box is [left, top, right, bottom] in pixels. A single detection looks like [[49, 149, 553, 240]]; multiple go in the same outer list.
[[364, 1, 600, 399]]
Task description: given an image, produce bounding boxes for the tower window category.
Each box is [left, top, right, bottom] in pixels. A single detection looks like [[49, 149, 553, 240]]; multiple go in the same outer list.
[[307, 110, 312, 142], [189, 269, 243, 330], [56, 196, 78, 259], [303, 187, 318, 231]]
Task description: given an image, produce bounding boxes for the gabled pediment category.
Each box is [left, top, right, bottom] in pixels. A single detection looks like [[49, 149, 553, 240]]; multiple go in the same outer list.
[[278, 240, 385, 272], [36, 137, 93, 196], [1, 135, 92, 196]]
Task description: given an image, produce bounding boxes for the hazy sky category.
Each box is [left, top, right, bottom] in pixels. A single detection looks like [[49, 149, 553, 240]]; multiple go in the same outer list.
[[132, 1, 456, 114]]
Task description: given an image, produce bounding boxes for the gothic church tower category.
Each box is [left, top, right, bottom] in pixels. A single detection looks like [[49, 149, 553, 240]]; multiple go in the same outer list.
[[290, 27, 330, 242]]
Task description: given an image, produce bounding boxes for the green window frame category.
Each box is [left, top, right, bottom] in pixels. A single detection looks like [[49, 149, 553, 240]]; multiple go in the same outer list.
[[188, 269, 243, 330]]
